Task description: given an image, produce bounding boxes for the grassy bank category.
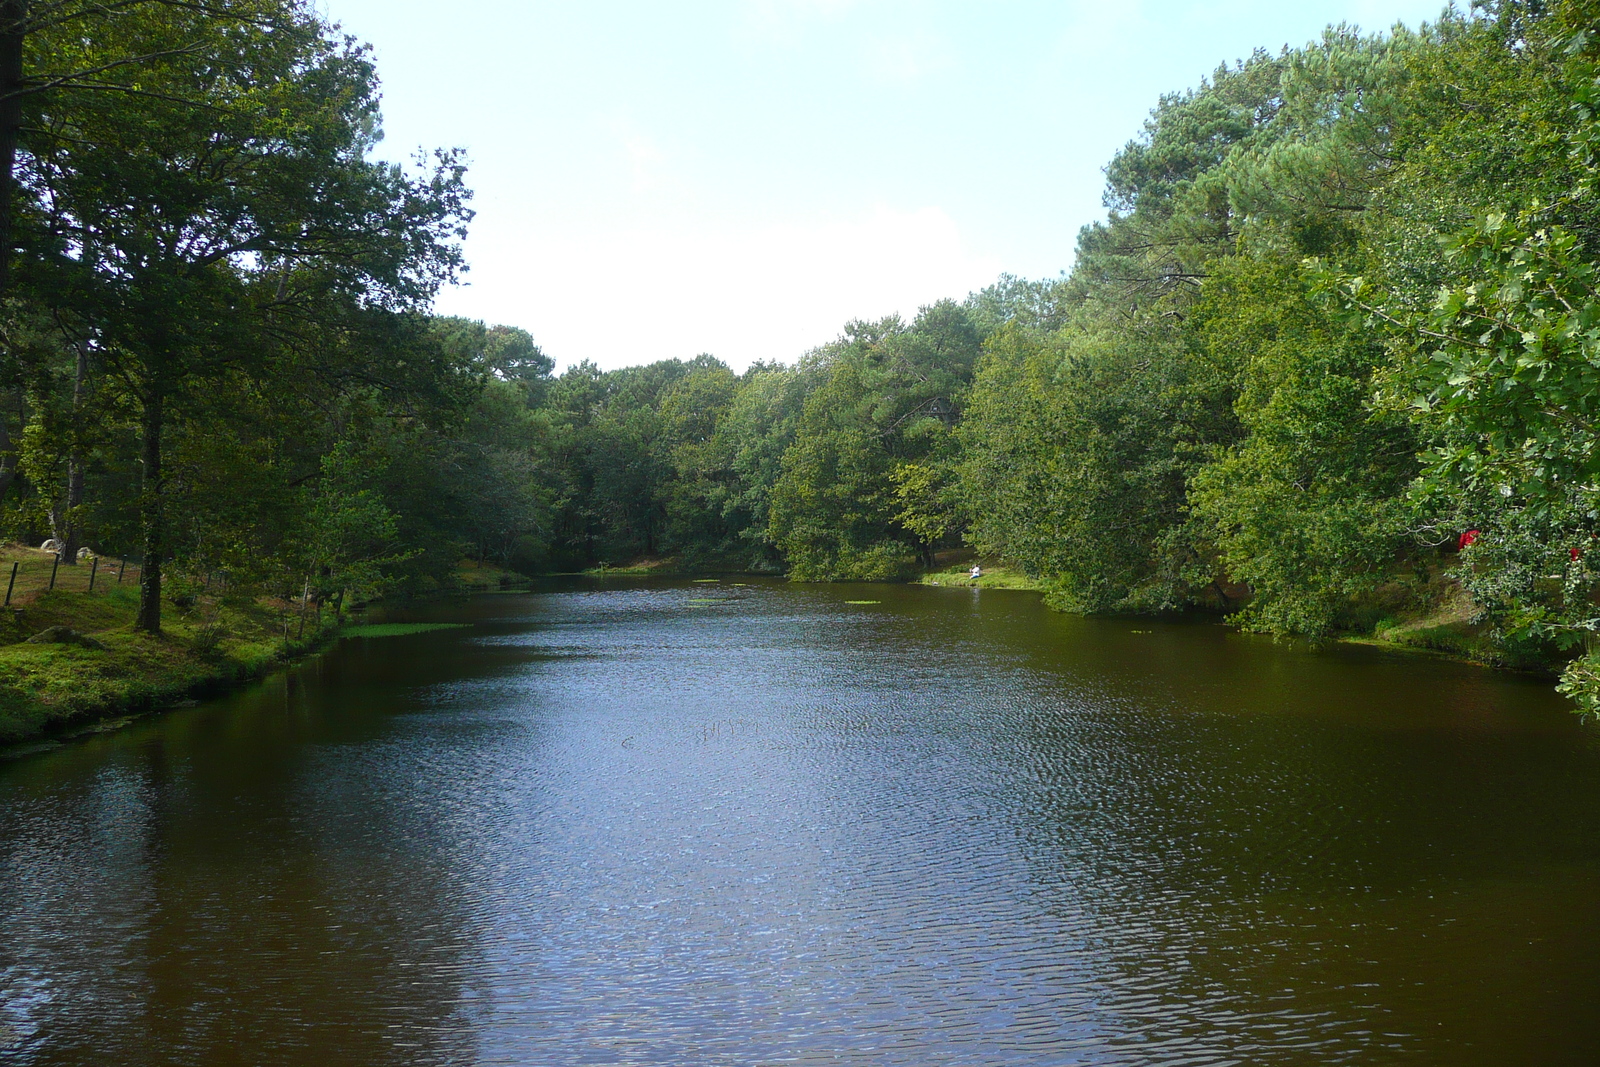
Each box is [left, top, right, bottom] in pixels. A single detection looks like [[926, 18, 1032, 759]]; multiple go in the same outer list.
[[916, 562, 1047, 592], [579, 557, 682, 577], [453, 558, 534, 592], [0, 549, 540, 749], [1345, 593, 1557, 674], [0, 583, 338, 747]]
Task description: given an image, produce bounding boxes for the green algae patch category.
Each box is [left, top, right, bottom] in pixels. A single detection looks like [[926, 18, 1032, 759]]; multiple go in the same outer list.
[[844, 600, 881, 605], [340, 623, 470, 638]]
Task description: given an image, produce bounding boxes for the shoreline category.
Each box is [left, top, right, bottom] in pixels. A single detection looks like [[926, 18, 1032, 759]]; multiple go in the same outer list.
[[0, 620, 342, 757], [915, 563, 1567, 688], [0, 558, 537, 756], [3, 569, 1573, 758]]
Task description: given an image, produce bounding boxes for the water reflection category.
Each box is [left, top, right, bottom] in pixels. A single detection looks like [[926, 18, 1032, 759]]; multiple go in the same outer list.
[[2, 580, 1599, 1065], [1, 662, 497, 1066]]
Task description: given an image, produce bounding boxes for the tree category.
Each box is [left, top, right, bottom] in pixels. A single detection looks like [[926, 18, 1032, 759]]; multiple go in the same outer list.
[[770, 304, 981, 580], [0, 2, 311, 303], [301, 440, 410, 615], [1188, 254, 1416, 637], [18, 1, 469, 631]]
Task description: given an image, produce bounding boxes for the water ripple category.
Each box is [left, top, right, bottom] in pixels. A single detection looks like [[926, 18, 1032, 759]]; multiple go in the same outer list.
[[2, 582, 1599, 1064]]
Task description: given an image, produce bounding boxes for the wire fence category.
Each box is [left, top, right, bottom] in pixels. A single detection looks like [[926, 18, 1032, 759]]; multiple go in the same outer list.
[[2, 553, 142, 606]]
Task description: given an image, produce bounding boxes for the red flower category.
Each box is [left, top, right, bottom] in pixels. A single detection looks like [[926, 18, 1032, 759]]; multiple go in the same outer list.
[[1458, 529, 1481, 551]]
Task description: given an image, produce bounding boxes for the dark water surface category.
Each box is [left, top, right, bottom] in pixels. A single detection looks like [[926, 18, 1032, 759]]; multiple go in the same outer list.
[[3, 580, 1600, 1065]]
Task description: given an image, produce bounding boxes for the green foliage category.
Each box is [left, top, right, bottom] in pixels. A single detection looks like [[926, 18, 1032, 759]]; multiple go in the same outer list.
[[943, 0, 1600, 714], [769, 304, 980, 581], [1377, 215, 1600, 516], [0, 0, 474, 632], [1556, 650, 1600, 718], [891, 462, 959, 550], [960, 301, 1236, 614], [1188, 254, 1416, 636], [13, 0, 1600, 721], [303, 442, 414, 609]]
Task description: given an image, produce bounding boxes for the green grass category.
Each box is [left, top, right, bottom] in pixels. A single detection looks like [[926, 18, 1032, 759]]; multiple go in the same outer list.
[[0, 545, 526, 750], [0, 544, 142, 603], [915, 563, 1047, 591], [451, 559, 529, 592], [579, 557, 681, 577], [1348, 596, 1504, 664], [0, 588, 335, 747], [339, 622, 470, 638]]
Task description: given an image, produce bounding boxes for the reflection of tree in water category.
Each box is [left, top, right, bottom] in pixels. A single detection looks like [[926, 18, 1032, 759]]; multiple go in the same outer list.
[[999, 626, 1600, 1066], [0, 654, 517, 1067]]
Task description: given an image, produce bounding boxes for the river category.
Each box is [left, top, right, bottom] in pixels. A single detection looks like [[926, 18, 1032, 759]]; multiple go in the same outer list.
[[2, 579, 1599, 1065]]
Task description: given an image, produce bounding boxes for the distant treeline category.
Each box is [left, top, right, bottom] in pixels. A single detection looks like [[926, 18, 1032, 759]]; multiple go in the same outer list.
[[7, 2, 1600, 708]]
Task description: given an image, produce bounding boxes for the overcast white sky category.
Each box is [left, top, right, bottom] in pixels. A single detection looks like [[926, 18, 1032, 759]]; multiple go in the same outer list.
[[322, 0, 1454, 371]]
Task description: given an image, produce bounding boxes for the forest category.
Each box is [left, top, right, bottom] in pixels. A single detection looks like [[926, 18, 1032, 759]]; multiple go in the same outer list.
[[6, 1, 1600, 713]]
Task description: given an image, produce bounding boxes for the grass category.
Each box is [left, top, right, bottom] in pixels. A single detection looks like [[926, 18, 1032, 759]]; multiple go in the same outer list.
[[0, 543, 141, 604], [1346, 586, 1516, 666], [0, 580, 335, 747], [451, 559, 530, 593], [339, 622, 470, 638], [580, 557, 681, 577], [915, 562, 1048, 592], [0, 546, 535, 751]]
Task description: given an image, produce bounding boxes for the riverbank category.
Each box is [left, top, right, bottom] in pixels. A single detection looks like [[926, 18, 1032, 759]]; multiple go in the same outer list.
[[0, 585, 339, 748], [2, 550, 1566, 751], [575, 557, 784, 579], [580, 557, 682, 578], [0, 555, 533, 749], [914, 557, 1567, 686]]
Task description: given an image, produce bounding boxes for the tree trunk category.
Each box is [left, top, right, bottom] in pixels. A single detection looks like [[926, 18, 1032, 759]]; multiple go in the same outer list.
[[135, 388, 163, 634], [59, 344, 87, 563], [0, 1, 26, 302]]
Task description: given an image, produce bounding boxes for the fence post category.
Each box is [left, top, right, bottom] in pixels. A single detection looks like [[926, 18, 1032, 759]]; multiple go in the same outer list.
[[48, 554, 59, 591], [4, 562, 15, 606], [88, 556, 99, 593], [117, 558, 126, 584]]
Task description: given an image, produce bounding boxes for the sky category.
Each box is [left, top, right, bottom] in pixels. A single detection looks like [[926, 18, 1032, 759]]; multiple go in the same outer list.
[[321, 0, 1454, 372]]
